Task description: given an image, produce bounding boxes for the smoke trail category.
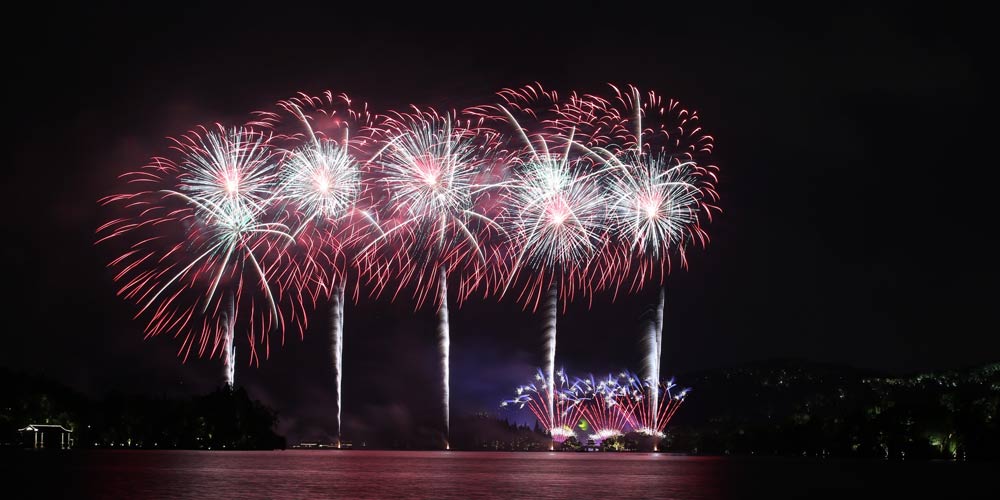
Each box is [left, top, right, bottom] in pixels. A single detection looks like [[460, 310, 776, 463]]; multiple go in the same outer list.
[[544, 284, 558, 437], [643, 315, 658, 428], [656, 287, 664, 371], [331, 279, 346, 447], [437, 265, 450, 448], [652, 287, 665, 431], [223, 291, 236, 388]]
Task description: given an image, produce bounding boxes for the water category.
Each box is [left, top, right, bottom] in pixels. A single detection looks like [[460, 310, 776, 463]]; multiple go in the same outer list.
[[6, 450, 994, 499]]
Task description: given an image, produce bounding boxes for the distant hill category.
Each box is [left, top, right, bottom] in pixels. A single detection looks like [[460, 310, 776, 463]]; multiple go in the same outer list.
[[664, 359, 1000, 459]]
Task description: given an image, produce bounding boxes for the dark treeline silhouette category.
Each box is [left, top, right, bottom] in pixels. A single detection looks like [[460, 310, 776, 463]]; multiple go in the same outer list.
[[662, 360, 999, 459], [448, 413, 551, 451], [0, 368, 285, 450], [4, 361, 997, 458]]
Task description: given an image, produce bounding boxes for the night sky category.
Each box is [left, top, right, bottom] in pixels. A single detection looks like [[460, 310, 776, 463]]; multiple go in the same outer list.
[[5, 4, 992, 443]]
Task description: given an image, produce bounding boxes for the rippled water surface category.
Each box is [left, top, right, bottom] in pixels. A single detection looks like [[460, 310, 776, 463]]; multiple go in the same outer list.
[[7, 450, 994, 499]]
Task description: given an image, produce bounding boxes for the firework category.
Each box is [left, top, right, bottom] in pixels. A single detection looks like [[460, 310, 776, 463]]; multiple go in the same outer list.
[[366, 109, 505, 303], [501, 147, 606, 307], [558, 85, 721, 295], [573, 86, 716, 448], [267, 92, 379, 299], [469, 83, 608, 309], [265, 92, 379, 447], [471, 86, 607, 450], [501, 368, 583, 442], [98, 124, 298, 374], [568, 373, 632, 442], [504, 85, 714, 450], [618, 371, 690, 440], [503, 367, 690, 446], [98, 84, 718, 443], [366, 108, 506, 445]]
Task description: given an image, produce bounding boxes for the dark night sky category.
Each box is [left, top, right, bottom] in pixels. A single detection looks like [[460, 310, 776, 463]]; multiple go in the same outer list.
[[4, 3, 993, 443]]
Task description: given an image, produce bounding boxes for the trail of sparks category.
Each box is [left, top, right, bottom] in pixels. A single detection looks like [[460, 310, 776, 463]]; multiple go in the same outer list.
[[331, 279, 345, 447], [544, 284, 557, 438], [224, 291, 236, 388], [438, 265, 451, 449], [646, 287, 666, 432]]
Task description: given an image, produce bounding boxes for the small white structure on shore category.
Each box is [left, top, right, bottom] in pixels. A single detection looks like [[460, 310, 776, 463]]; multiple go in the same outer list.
[[19, 424, 73, 449]]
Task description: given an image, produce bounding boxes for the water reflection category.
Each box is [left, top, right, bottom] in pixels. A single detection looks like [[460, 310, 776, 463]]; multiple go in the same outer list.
[[8, 450, 994, 499]]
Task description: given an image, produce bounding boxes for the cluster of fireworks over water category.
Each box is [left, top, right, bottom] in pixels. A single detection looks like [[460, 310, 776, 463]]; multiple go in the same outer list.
[[501, 368, 689, 443], [98, 83, 719, 447]]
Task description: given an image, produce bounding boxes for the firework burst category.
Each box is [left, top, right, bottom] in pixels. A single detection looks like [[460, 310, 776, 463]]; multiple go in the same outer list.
[[265, 92, 380, 301], [501, 368, 583, 441], [97, 124, 298, 369], [264, 92, 381, 446], [618, 371, 690, 438], [567, 85, 721, 294], [567, 373, 632, 442], [365, 108, 506, 446], [366, 108, 505, 305]]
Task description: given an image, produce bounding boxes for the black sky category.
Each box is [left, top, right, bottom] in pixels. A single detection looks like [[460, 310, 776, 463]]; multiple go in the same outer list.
[[4, 3, 993, 442]]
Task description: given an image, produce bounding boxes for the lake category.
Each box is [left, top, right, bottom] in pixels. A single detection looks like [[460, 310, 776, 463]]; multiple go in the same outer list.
[[6, 450, 994, 499]]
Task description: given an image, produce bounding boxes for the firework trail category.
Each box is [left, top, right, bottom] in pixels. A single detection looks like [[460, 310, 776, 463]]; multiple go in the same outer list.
[[223, 291, 236, 387], [97, 124, 298, 370], [331, 280, 345, 446], [437, 266, 450, 449], [645, 287, 665, 432], [502, 368, 582, 441], [543, 284, 557, 441]]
